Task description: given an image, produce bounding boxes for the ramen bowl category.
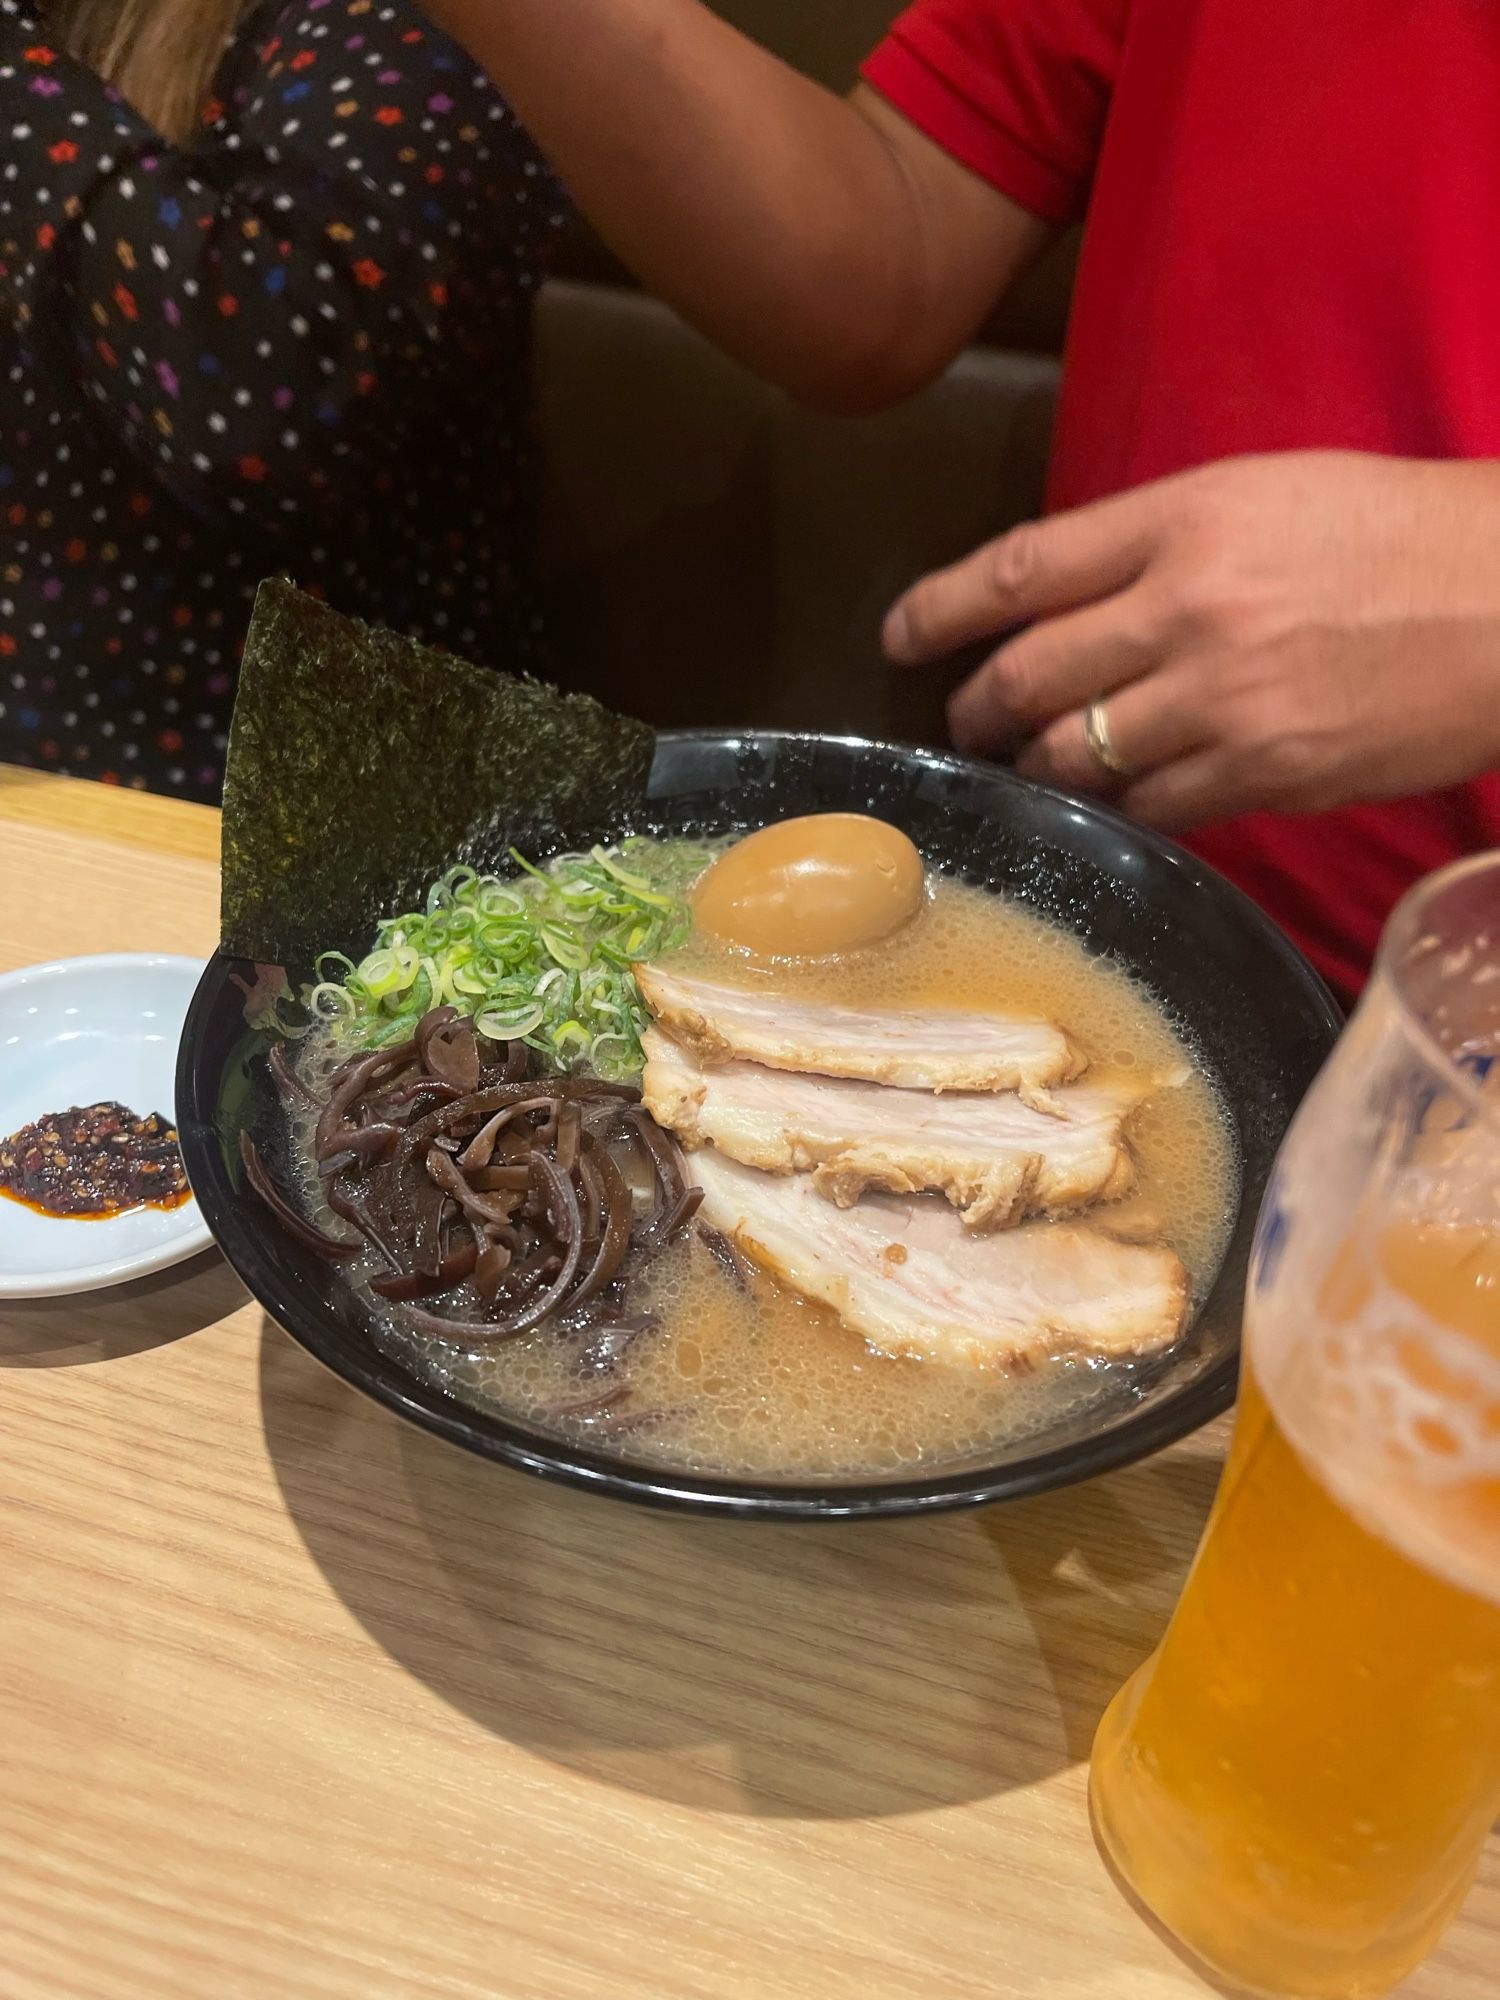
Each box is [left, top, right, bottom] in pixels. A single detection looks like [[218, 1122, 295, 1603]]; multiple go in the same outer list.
[[176, 731, 1340, 1518]]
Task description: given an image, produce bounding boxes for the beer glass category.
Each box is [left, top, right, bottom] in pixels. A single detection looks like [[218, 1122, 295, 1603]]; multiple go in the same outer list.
[[1090, 852, 1500, 1998]]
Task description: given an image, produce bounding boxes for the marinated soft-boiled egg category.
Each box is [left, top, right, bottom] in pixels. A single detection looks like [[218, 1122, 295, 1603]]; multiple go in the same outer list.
[[692, 813, 925, 958]]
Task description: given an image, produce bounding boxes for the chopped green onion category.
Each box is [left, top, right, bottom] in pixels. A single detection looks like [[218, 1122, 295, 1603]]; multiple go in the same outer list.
[[310, 838, 703, 1082], [357, 945, 419, 1002], [476, 1002, 545, 1040], [551, 1021, 591, 1061], [309, 981, 356, 1019]]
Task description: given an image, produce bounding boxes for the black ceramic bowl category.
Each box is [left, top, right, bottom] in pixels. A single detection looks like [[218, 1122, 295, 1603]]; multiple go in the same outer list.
[[177, 731, 1340, 1519]]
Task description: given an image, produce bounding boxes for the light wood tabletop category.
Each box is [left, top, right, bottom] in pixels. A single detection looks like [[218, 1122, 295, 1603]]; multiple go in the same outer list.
[[1, 763, 1494, 2000]]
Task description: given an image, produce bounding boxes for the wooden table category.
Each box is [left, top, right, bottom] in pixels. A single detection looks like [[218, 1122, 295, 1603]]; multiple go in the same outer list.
[[1, 764, 1494, 2000]]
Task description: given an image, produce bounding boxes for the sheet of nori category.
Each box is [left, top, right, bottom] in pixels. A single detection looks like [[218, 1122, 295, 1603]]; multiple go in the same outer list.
[[220, 579, 656, 967]]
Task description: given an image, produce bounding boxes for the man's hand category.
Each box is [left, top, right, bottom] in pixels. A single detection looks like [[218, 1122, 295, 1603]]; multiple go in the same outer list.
[[883, 452, 1500, 830]]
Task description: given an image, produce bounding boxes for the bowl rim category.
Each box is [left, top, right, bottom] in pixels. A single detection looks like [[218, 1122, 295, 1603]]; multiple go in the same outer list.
[[177, 727, 1342, 1519]]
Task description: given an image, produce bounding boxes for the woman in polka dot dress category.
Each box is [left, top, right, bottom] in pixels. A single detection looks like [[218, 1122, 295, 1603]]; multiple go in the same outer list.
[[0, 0, 565, 798]]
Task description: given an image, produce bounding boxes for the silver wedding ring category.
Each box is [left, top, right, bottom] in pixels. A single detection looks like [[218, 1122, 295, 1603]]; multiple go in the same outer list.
[[1084, 700, 1131, 780]]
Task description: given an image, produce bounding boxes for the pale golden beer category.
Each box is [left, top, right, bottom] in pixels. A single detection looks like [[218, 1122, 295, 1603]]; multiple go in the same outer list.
[[1090, 856, 1500, 1998]]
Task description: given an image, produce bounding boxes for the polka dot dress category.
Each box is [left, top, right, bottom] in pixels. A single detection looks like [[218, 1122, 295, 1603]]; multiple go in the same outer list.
[[0, 0, 565, 799]]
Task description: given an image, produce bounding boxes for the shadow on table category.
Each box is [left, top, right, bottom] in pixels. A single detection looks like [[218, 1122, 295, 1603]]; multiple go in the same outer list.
[[259, 1316, 1220, 1823], [0, 1249, 247, 1367]]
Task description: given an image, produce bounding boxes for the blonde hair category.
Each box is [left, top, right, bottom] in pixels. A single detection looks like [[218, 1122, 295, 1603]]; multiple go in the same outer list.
[[46, 0, 252, 143]]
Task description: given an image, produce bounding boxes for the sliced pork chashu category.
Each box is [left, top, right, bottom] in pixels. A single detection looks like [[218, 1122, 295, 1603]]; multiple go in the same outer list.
[[691, 1148, 1187, 1368], [644, 1029, 1155, 1229], [635, 964, 1083, 1105]]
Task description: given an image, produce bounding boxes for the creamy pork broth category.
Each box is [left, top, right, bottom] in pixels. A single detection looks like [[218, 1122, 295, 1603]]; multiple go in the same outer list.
[[350, 872, 1238, 1481]]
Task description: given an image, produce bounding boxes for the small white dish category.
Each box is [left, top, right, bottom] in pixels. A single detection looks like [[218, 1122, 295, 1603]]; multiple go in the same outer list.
[[0, 954, 213, 1298]]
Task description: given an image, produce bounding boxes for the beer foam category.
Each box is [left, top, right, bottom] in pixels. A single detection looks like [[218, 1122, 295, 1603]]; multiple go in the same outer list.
[[1253, 1276, 1500, 1610]]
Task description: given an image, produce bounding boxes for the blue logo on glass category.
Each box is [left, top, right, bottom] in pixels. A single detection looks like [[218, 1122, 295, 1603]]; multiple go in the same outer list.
[[1252, 1170, 1291, 1295]]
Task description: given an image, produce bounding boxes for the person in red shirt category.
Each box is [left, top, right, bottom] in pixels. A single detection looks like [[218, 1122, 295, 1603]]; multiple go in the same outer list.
[[421, 0, 1500, 999]]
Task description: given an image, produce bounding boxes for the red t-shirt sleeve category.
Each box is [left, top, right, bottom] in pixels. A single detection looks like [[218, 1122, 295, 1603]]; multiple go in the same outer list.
[[861, 0, 1127, 224]]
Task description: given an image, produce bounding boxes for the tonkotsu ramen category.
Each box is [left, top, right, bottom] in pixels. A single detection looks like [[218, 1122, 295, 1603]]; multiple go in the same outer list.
[[243, 816, 1237, 1479]]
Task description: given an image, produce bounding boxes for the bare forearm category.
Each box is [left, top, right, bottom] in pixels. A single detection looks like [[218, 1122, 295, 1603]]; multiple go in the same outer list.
[[421, 0, 1040, 407]]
